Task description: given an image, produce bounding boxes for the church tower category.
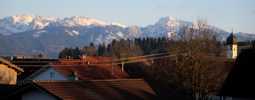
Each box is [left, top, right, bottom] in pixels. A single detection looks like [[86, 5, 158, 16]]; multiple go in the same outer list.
[[226, 32, 238, 59]]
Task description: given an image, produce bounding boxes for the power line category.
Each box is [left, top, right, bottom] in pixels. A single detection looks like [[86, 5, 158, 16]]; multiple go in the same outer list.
[[11, 52, 172, 64], [14, 53, 178, 67]]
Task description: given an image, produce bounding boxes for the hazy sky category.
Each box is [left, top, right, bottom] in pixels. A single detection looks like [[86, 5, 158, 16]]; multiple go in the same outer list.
[[0, 0, 254, 33]]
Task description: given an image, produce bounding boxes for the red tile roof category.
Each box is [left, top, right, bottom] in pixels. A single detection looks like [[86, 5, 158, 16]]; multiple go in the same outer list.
[[11, 58, 57, 80], [50, 56, 128, 80], [50, 63, 128, 80], [33, 79, 156, 100], [14, 57, 127, 80], [59, 56, 112, 64]]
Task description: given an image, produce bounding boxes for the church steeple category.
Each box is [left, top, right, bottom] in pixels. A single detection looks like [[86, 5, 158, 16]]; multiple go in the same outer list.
[[226, 32, 237, 45], [226, 32, 238, 59]]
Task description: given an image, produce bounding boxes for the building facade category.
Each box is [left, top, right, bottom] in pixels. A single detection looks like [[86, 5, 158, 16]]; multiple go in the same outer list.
[[0, 57, 23, 85]]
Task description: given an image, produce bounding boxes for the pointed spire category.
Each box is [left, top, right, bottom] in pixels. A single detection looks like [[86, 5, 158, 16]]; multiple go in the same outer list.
[[231, 28, 234, 34], [226, 29, 237, 45]]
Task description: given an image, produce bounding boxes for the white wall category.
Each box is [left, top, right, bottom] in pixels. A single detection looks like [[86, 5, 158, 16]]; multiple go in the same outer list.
[[232, 44, 238, 59], [227, 45, 238, 59], [32, 67, 67, 80], [22, 89, 57, 100], [0, 64, 17, 85]]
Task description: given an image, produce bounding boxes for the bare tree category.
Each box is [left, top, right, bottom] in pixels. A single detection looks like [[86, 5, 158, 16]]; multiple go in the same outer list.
[[168, 19, 227, 99], [140, 20, 227, 100]]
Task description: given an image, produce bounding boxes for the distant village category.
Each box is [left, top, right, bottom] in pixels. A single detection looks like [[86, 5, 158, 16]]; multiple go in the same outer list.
[[1, 33, 255, 100]]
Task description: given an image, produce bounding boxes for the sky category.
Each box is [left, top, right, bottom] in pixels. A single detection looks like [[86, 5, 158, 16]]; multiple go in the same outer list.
[[0, 0, 255, 33]]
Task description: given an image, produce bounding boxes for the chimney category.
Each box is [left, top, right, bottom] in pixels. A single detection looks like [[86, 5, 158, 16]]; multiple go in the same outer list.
[[68, 71, 79, 80]]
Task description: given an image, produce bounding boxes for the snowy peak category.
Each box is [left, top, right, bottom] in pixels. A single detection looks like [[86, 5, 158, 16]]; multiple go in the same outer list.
[[141, 16, 192, 38], [30, 16, 58, 29], [0, 15, 34, 34], [0, 15, 58, 34], [155, 16, 180, 27], [60, 16, 108, 27], [0, 15, 110, 35], [9, 15, 34, 24], [111, 22, 127, 28]]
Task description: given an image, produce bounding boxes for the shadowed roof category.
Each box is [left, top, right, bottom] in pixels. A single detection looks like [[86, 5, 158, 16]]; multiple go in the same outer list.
[[52, 57, 128, 80], [33, 79, 156, 100], [28, 56, 128, 80], [219, 48, 255, 98], [50, 63, 128, 80], [11, 58, 57, 80]]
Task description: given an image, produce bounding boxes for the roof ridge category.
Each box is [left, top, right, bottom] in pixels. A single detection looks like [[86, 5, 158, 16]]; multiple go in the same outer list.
[[91, 78, 144, 82], [0, 57, 24, 72], [32, 80, 77, 83], [32, 78, 144, 83]]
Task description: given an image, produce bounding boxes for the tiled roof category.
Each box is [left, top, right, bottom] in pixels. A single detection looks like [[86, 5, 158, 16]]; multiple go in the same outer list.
[[23, 57, 128, 81], [50, 63, 128, 80], [59, 56, 112, 64], [0, 57, 24, 73], [33, 79, 156, 100], [18, 65, 46, 80], [47, 57, 128, 80], [11, 58, 57, 80]]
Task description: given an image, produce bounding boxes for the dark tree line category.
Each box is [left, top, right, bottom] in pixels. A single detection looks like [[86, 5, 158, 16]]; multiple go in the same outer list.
[[58, 37, 171, 59]]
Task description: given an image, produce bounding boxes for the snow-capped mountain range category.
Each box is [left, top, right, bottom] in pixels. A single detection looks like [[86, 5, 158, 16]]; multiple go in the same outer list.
[[0, 15, 254, 57], [0, 15, 124, 35]]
